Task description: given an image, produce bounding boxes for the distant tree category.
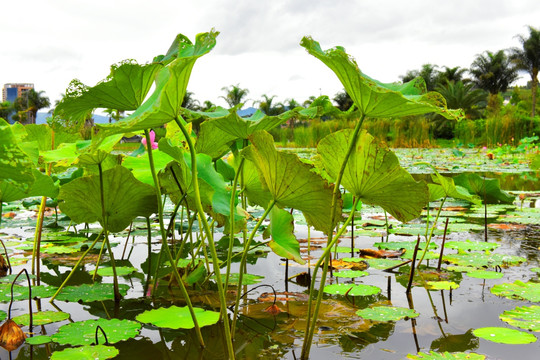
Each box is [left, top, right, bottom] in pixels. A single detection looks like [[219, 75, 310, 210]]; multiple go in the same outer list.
[[333, 89, 354, 111], [510, 25, 540, 117], [438, 66, 468, 85], [220, 84, 249, 108], [200, 100, 216, 111], [284, 98, 301, 110], [401, 64, 439, 91], [255, 94, 284, 115], [436, 81, 487, 119], [469, 50, 518, 95], [0, 101, 14, 121], [302, 95, 317, 107], [181, 91, 201, 110], [13, 89, 50, 124]]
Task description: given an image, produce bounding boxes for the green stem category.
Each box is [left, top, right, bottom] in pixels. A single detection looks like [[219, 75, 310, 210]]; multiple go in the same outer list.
[[417, 196, 446, 265], [31, 196, 47, 285], [144, 129, 205, 349], [225, 157, 245, 289], [172, 119, 234, 358], [231, 199, 276, 335], [301, 114, 365, 360]]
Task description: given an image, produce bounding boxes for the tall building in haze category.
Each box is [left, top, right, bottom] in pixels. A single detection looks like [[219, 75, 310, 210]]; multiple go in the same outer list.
[[2, 83, 34, 102]]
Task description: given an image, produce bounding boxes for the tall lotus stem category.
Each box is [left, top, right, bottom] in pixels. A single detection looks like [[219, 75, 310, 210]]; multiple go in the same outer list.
[[301, 114, 365, 360], [144, 129, 205, 349], [225, 156, 245, 289]]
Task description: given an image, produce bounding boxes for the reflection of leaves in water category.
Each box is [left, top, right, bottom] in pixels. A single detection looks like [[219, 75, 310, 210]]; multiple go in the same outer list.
[[430, 329, 479, 353]]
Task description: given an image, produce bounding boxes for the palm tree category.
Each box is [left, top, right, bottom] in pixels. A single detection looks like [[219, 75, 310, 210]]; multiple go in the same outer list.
[[333, 89, 353, 111], [469, 50, 518, 95], [14, 89, 50, 124], [181, 91, 201, 110], [220, 84, 249, 108], [400, 64, 439, 91], [510, 26, 540, 117], [435, 81, 487, 119], [201, 100, 216, 111], [438, 66, 468, 85], [255, 94, 284, 115], [0, 101, 14, 121]]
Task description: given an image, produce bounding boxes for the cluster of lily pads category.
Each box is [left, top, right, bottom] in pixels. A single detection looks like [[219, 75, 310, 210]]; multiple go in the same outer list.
[[0, 30, 539, 359]]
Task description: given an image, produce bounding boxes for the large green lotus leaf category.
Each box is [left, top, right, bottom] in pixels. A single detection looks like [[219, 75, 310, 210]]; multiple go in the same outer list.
[[55, 61, 163, 124], [58, 165, 158, 232], [356, 306, 419, 322], [472, 327, 536, 344], [318, 129, 428, 223], [0, 284, 58, 302], [300, 37, 462, 120], [122, 149, 174, 186], [95, 31, 218, 139], [190, 104, 323, 159], [50, 345, 119, 360], [0, 118, 35, 190], [23, 124, 83, 151], [0, 169, 59, 203], [55, 283, 130, 302], [12, 310, 70, 326], [444, 240, 500, 252], [491, 280, 540, 302], [499, 305, 540, 332], [453, 173, 514, 204], [41, 142, 80, 166], [136, 306, 219, 329], [407, 351, 485, 360], [266, 206, 305, 264], [323, 283, 381, 296], [242, 130, 339, 235], [241, 158, 273, 208], [428, 174, 479, 204], [52, 318, 141, 346]]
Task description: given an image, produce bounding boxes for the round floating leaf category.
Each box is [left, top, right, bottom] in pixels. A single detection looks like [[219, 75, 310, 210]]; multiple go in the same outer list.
[[96, 266, 137, 277], [323, 283, 381, 297], [220, 273, 264, 285], [52, 318, 141, 346], [334, 270, 369, 278], [41, 245, 79, 254], [491, 280, 540, 302], [50, 344, 119, 360], [500, 305, 540, 332], [357, 306, 419, 322], [531, 267, 540, 274], [472, 327, 537, 344], [136, 306, 219, 329], [12, 311, 70, 326], [406, 351, 486, 360], [55, 283, 130, 302], [0, 284, 58, 302], [25, 335, 52, 345], [444, 240, 500, 252], [465, 270, 504, 279], [363, 258, 405, 270], [426, 281, 460, 290], [443, 253, 525, 268]]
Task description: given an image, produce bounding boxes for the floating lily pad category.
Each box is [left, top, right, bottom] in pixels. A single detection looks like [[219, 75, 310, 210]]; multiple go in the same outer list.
[[472, 327, 537, 344], [55, 283, 130, 302], [96, 266, 137, 277], [0, 284, 58, 302], [221, 273, 264, 285], [443, 253, 525, 268], [406, 351, 485, 359], [374, 240, 437, 252], [499, 305, 540, 332], [426, 281, 460, 290], [363, 258, 405, 270], [50, 344, 119, 360], [465, 271, 504, 279], [356, 306, 419, 322], [334, 270, 369, 278], [323, 283, 381, 297], [12, 310, 70, 326], [25, 335, 52, 345], [52, 318, 141, 346], [40, 245, 79, 254], [136, 306, 219, 329], [530, 267, 540, 274], [444, 240, 500, 252], [491, 280, 540, 302]]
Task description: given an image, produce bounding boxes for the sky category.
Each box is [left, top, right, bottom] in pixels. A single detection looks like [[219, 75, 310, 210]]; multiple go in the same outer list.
[[2, 0, 540, 111]]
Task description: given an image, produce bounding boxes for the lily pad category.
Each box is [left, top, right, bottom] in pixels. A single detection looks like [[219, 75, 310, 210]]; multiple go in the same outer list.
[[50, 344, 120, 360], [323, 283, 381, 297], [444, 240, 500, 252], [356, 306, 419, 321], [465, 270, 504, 279], [499, 305, 540, 332], [407, 351, 485, 360], [55, 283, 130, 302], [96, 266, 137, 277], [472, 327, 537, 344], [363, 258, 405, 270], [426, 281, 460, 290], [25, 335, 52, 345], [443, 253, 525, 268], [135, 306, 219, 329], [491, 280, 540, 302], [12, 310, 70, 326], [333, 270, 369, 278], [221, 273, 264, 285], [0, 284, 58, 302], [52, 318, 141, 346]]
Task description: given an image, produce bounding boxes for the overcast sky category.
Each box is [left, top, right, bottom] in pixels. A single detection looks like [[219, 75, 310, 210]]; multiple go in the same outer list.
[[2, 0, 539, 110]]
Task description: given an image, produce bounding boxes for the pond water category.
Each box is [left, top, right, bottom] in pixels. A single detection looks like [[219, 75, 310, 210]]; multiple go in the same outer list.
[[0, 148, 539, 359]]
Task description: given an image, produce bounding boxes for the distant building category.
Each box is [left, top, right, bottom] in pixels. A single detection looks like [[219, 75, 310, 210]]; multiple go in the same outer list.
[[2, 83, 34, 103]]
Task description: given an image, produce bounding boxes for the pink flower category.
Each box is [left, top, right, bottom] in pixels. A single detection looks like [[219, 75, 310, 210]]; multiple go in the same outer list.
[[142, 130, 158, 150]]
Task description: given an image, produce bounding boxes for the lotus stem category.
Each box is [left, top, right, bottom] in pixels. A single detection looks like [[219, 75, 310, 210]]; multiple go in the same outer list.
[[31, 195, 47, 285], [437, 218, 449, 271], [225, 156, 245, 290], [417, 196, 446, 265], [406, 236, 421, 293]]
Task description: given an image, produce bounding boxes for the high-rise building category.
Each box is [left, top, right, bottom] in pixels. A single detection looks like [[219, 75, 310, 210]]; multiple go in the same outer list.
[[2, 83, 34, 103]]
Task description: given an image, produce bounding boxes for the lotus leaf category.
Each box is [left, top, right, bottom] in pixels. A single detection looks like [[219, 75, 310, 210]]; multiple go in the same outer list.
[[499, 305, 540, 332], [0, 119, 35, 190], [96, 266, 137, 277], [0, 284, 58, 302], [491, 280, 540, 302], [12, 310, 70, 326], [472, 327, 536, 344], [323, 283, 381, 296], [444, 240, 500, 252], [464, 270, 504, 279], [55, 283, 130, 302], [407, 351, 485, 360], [267, 207, 304, 264], [58, 165, 158, 233], [453, 173, 514, 204], [333, 270, 369, 278], [356, 306, 419, 321], [221, 273, 264, 285], [135, 305, 219, 329], [50, 344, 119, 360], [52, 318, 140, 346], [426, 281, 460, 290], [25, 335, 52, 345], [443, 253, 525, 268]]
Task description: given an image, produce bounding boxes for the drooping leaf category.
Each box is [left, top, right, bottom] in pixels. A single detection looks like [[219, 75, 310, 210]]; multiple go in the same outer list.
[[50, 345, 119, 360], [12, 311, 70, 326], [499, 305, 540, 332], [135, 306, 219, 329], [58, 165, 158, 232], [491, 280, 540, 302], [318, 129, 428, 223], [472, 327, 536, 344], [453, 173, 514, 204], [52, 318, 141, 346], [356, 306, 419, 321], [267, 207, 305, 264], [323, 283, 381, 296], [0, 119, 35, 190], [54, 283, 130, 302], [122, 149, 175, 186], [242, 130, 339, 234], [300, 37, 462, 120]]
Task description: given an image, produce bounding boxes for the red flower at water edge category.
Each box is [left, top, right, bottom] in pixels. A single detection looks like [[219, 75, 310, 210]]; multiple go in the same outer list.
[[141, 130, 158, 150], [0, 319, 26, 352]]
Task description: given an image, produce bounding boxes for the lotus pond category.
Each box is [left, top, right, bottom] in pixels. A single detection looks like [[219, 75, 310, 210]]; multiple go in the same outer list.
[[1, 31, 540, 360]]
